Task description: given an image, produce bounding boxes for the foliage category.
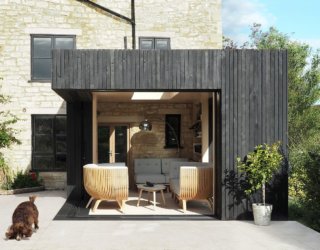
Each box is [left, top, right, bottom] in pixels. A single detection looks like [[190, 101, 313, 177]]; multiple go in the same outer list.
[[0, 82, 21, 188], [237, 142, 283, 205], [0, 90, 20, 149], [0, 155, 14, 189], [10, 170, 42, 189], [223, 169, 249, 205], [289, 198, 320, 233], [290, 141, 320, 204]]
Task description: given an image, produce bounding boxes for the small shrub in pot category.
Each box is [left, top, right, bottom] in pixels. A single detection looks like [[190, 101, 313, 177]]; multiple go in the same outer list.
[[237, 141, 283, 225]]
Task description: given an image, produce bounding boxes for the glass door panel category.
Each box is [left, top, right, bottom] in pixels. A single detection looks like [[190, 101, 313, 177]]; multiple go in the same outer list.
[[115, 126, 127, 163], [98, 125, 127, 164], [98, 126, 110, 163]]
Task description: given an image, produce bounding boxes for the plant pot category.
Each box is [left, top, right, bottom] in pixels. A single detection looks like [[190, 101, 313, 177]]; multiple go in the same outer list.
[[252, 203, 273, 226]]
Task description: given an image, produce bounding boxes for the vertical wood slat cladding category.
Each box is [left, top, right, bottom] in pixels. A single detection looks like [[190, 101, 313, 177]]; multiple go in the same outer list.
[[219, 50, 288, 219], [53, 50, 225, 90], [66, 102, 93, 198], [53, 49, 288, 220]]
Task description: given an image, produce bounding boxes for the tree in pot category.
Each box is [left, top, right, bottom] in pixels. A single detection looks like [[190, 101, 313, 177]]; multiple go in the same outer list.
[[237, 142, 283, 225]]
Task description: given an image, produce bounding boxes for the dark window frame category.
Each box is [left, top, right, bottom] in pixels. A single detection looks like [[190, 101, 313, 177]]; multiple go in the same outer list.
[[32, 114, 67, 172], [139, 37, 171, 50], [30, 34, 76, 82], [165, 114, 181, 148]]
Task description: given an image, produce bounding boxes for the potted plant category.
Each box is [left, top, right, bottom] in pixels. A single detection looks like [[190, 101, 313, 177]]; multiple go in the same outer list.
[[237, 142, 283, 226]]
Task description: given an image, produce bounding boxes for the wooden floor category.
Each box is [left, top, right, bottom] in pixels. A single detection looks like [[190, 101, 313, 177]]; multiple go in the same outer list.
[[88, 191, 213, 216]]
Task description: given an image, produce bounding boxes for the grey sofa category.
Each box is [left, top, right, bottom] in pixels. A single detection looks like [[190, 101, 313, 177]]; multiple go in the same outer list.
[[134, 158, 187, 184]]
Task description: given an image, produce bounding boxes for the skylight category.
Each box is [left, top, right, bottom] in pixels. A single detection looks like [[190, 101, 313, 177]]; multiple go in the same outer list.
[[131, 92, 179, 100]]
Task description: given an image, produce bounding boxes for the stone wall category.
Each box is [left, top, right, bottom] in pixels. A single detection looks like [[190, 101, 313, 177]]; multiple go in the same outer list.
[[39, 172, 67, 190], [135, 0, 222, 49], [0, 0, 221, 189]]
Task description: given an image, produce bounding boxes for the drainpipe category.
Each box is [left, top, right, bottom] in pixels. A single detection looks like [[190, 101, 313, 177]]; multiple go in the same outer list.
[[76, 0, 136, 49], [131, 0, 136, 49]]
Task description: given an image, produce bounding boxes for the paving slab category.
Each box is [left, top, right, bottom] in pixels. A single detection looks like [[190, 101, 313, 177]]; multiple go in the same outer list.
[[1, 190, 320, 250]]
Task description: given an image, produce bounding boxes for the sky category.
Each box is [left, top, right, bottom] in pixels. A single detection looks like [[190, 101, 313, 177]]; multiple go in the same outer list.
[[222, 0, 320, 50]]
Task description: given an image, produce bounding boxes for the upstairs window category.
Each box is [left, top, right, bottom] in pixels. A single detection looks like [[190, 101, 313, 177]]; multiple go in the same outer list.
[[31, 35, 75, 81], [139, 37, 170, 50]]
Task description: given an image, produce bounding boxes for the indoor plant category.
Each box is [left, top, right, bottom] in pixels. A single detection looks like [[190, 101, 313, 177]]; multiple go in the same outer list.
[[237, 142, 283, 225]]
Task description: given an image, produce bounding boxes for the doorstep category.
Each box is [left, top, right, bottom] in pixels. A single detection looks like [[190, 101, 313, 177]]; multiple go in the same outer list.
[[0, 185, 45, 195]]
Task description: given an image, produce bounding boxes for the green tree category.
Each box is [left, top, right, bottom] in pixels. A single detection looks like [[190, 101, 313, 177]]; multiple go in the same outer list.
[[0, 80, 21, 189]]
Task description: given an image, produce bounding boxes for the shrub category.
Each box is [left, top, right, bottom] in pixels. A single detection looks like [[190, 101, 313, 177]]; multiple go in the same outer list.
[[289, 141, 320, 232], [11, 170, 42, 189], [289, 198, 320, 233], [0, 153, 14, 189], [237, 142, 283, 205], [0, 83, 21, 188]]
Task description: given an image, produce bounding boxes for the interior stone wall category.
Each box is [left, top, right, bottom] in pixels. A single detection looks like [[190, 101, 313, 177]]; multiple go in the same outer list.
[[97, 102, 198, 187]]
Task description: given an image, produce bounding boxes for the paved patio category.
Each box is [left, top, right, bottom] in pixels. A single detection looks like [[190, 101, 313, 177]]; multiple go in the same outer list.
[[0, 190, 319, 250]]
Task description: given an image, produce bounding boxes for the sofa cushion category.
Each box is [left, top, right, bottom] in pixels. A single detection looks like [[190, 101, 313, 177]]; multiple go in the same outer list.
[[134, 158, 161, 174], [98, 162, 126, 167], [135, 174, 166, 184], [161, 158, 188, 174]]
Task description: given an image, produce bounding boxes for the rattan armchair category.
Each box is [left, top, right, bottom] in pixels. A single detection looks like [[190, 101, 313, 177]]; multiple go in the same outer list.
[[83, 164, 129, 212], [170, 165, 213, 213]]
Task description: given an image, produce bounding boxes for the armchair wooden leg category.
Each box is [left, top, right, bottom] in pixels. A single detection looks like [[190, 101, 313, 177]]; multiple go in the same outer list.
[[117, 200, 125, 213], [207, 198, 213, 211], [93, 199, 102, 212], [182, 200, 187, 213], [86, 197, 94, 208], [116, 200, 121, 209], [121, 200, 125, 212]]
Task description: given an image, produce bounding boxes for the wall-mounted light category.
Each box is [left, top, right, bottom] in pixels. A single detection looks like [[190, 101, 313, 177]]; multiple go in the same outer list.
[[139, 119, 152, 131]]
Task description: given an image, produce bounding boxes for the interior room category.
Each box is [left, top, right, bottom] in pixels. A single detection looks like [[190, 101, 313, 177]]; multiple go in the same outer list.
[[83, 91, 217, 217]]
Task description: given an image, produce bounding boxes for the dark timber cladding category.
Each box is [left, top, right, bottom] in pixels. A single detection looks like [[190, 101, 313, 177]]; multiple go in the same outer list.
[[52, 49, 288, 220], [67, 102, 92, 197]]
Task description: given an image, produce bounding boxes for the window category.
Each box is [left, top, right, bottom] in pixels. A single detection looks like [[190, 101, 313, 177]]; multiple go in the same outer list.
[[32, 115, 67, 171], [31, 35, 75, 81], [139, 37, 170, 50], [165, 114, 181, 148]]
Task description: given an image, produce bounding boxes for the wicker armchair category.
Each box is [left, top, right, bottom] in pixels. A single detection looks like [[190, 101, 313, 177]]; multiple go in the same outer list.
[[83, 164, 129, 212], [170, 165, 213, 213]]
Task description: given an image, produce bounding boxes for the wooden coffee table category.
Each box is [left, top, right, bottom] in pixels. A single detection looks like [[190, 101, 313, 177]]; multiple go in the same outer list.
[[137, 184, 166, 210]]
